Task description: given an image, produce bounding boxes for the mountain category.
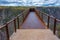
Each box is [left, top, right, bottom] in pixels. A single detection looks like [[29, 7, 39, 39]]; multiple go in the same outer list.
[[36, 7, 60, 20]]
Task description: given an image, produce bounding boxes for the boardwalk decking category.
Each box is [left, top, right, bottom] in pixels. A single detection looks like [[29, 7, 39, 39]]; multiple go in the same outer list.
[[21, 12, 46, 29], [10, 11, 59, 40], [10, 29, 59, 40]]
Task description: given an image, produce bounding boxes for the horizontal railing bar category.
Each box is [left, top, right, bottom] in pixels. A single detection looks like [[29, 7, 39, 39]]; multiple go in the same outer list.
[[56, 19, 60, 22], [7, 18, 15, 24], [17, 9, 29, 17], [39, 10, 60, 35], [50, 15, 55, 19], [17, 13, 22, 17], [0, 24, 6, 30], [0, 9, 29, 29], [0, 17, 18, 29], [40, 11, 60, 22]]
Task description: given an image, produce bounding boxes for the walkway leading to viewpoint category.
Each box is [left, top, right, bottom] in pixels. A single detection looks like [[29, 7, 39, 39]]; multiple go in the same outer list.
[[10, 11, 59, 40], [21, 12, 46, 29], [10, 29, 59, 40]]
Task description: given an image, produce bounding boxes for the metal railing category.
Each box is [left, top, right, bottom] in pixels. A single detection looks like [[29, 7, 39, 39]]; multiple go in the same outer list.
[[38, 10, 60, 38], [0, 9, 29, 40], [0, 8, 60, 40]]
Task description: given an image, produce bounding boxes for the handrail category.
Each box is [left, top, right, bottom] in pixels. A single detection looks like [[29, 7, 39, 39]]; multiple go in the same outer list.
[[0, 8, 29, 40], [0, 13, 20, 40], [40, 11, 60, 22], [0, 8, 29, 29], [0, 8, 60, 40], [39, 10, 60, 35]]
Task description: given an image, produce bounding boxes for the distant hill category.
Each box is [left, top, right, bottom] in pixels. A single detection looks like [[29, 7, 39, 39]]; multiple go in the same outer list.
[[36, 7, 60, 20]]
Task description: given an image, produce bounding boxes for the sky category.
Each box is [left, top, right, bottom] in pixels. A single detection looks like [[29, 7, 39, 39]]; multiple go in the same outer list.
[[0, 0, 60, 6]]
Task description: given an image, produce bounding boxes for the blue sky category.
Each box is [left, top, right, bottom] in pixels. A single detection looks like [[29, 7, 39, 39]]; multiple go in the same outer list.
[[0, 0, 60, 6]]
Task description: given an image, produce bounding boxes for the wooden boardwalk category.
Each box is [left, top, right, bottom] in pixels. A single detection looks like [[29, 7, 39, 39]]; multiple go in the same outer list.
[[10, 11, 59, 40], [21, 12, 46, 29], [10, 29, 59, 40], [0, 8, 60, 40]]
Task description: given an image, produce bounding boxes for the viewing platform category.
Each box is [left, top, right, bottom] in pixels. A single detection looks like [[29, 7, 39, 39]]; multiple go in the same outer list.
[[0, 8, 60, 40], [10, 29, 59, 40]]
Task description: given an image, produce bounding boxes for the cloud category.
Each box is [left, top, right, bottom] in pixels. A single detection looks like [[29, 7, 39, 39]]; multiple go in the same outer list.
[[0, 0, 60, 6]]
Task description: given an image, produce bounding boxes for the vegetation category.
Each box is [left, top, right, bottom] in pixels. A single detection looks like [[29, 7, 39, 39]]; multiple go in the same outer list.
[[0, 6, 60, 39], [36, 7, 60, 19], [56, 24, 60, 38], [0, 6, 32, 24], [0, 6, 31, 39], [36, 7, 60, 38]]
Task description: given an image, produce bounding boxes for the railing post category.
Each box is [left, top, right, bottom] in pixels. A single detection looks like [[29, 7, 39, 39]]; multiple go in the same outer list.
[[53, 18, 57, 35], [0, 30, 2, 40], [39, 12, 41, 17], [17, 17, 20, 29], [47, 16, 50, 28], [14, 19, 16, 32], [22, 13, 24, 22], [41, 13, 43, 20], [5, 24, 9, 40]]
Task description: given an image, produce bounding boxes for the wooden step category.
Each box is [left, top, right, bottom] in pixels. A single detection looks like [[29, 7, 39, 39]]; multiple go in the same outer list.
[[10, 29, 59, 40]]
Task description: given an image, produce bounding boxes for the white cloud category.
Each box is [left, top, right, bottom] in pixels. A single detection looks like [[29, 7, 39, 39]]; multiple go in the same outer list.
[[0, 4, 18, 6], [5, 0, 18, 2], [45, 0, 56, 3], [0, 0, 60, 6]]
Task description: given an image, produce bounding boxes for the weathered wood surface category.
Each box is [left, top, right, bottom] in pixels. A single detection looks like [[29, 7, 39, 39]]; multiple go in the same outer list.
[[10, 29, 59, 40], [21, 12, 46, 29]]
